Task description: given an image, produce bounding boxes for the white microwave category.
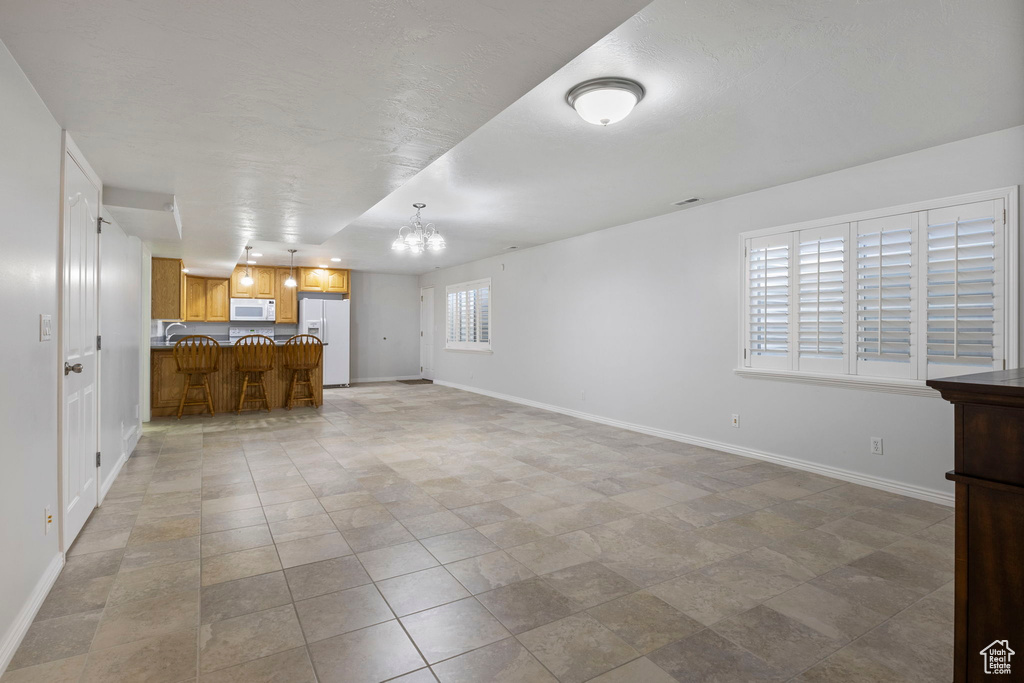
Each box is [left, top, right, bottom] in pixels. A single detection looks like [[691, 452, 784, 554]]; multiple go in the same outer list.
[[230, 298, 276, 322]]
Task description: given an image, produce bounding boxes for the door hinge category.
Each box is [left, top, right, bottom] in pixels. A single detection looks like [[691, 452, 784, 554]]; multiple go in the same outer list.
[[420, 366, 423, 372], [96, 451, 101, 467], [97, 217, 110, 233], [743, 348, 748, 359], [420, 331, 423, 337], [96, 335, 102, 350]]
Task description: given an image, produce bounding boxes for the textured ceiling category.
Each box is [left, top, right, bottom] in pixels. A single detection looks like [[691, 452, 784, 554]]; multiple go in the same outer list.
[[326, 0, 1024, 274], [0, 0, 648, 275]]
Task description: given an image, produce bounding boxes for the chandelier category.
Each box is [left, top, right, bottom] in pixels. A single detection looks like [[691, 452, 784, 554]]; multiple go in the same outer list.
[[391, 203, 445, 254]]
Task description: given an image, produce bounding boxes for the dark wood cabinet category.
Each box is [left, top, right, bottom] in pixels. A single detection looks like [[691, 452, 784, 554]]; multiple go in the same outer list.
[[928, 369, 1024, 682]]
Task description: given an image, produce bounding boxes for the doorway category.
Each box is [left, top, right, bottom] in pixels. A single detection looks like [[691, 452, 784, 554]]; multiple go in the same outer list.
[[420, 287, 434, 380], [60, 134, 101, 548]]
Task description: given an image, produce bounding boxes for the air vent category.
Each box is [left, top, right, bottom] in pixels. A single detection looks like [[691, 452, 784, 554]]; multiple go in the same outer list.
[[672, 197, 701, 206], [504, 246, 518, 250]]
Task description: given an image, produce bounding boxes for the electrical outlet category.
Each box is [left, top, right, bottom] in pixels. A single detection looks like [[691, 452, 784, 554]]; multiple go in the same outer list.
[[731, 414, 740, 428], [870, 437, 883, 455], [44, 506, 52, 535]]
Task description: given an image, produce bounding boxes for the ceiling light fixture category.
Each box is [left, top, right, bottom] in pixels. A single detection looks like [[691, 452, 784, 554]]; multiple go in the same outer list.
[[330, 257, 341, 262], [284, 249, 297, 288], [251, 252, 263, 257], [240, 247, 254, 286], [318, 263, 328, 269], [391, 203, 445, 254], [566, 77, 644, 126]]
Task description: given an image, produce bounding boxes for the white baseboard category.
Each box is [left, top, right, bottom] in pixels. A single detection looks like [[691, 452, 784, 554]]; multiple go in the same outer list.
[[0, 553, 64, 676], [434, 379, 954, 507], [351, 375, 423, 383]]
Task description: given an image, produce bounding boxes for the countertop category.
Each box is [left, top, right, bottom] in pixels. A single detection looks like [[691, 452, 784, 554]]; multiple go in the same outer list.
[[150, 337, 295, 349]]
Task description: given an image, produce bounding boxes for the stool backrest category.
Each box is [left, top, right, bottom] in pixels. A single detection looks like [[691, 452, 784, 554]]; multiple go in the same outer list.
[[284, 334, 323, 370], [235, 335, 276, 371], [173, 335, 221, 373]]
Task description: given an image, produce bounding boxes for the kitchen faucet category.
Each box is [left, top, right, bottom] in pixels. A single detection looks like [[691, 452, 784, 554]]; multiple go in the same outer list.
[[164, 322, 187, 342]]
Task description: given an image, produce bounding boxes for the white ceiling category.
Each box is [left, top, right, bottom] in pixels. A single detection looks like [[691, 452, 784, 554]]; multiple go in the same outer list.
[[3, 1, 1022, 277], [0, 0, 647, 276], [326, 0, 1024, 274]]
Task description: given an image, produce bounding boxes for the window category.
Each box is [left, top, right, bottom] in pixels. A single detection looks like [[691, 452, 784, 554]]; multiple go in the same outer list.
[[446, 278, 491, 351], [739, 188, 1017, 391]]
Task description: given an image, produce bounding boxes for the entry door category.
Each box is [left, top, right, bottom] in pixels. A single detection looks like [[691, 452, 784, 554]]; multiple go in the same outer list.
[[62, 137, 101, 547], [420, 287, 434, 379]]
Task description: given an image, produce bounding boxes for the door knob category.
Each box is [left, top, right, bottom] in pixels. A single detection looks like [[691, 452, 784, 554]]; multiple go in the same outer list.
[[64, 362, 83, 375]]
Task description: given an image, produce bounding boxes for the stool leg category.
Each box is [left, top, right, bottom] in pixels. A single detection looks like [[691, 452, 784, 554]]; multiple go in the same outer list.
[[177, 373, 190, 420], [203, 373, 215, 416], [238, 373, 249, 415], [259, 372, 271, 412], [287, 370, 296, 410]]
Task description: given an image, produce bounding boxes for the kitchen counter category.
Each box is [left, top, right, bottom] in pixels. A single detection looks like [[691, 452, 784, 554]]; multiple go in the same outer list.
[[150, 336, 295, 349], [150, 344, 322, 417]]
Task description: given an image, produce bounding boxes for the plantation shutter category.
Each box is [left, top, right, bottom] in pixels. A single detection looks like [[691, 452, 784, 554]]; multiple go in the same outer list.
[[797, 224, 848, 374], [924, 199, 1004, 378], [746, 233, 792, 369], [853, 214, 916, 379], [446, 279, 491, 350]]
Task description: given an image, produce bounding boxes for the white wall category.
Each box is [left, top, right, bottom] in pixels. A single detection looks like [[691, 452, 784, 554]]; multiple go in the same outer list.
[[349, 271, 421, 381], [420, 126, 1024, 504], [0, 40, 64, 673], [99, 212, 143, 497]]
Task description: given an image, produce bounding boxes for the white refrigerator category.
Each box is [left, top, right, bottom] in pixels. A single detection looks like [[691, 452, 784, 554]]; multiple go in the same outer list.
[[298, 297, 350, 386]]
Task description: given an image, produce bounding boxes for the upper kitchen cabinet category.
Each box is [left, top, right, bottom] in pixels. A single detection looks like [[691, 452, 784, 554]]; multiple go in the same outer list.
[[229, 265, 254, 298], [254, 267, 275, 299], [206, 278, 230, 322], [275, 268, 298, 323], [184, 276, 207, 321], [298, 267, 350, 294], [152, 257, 186, 320], [325, 269, 349, 294], [298, 267, 324, 292]]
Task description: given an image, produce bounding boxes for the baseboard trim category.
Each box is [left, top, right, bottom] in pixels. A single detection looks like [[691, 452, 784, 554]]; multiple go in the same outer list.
[[0, 552, 64, 676], [434, 379, 954, 507], [351, 375, 422, 383]]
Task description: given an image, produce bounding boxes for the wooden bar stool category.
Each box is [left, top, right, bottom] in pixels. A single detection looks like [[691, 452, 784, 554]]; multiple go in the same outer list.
[[284, 334, 323, 409], [234, 334, 276, 414], [173, 335, 221, 419]]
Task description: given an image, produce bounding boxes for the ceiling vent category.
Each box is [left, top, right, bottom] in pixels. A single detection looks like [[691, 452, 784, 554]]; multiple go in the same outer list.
[[504, 246, 519, 250], [672, 197, 701, 206]]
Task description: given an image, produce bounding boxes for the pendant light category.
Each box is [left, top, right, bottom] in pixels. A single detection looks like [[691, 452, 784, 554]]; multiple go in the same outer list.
[[284, 249, 297, 287], [566, 77, 645, 126], [240, 246, 254, 286], [391, 203, 445, 254]]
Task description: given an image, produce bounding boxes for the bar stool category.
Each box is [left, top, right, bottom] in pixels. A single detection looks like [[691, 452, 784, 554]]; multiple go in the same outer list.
[[173, 335, 221, 419], [234, 334, 276, 414], [284, 334, 323, 409]]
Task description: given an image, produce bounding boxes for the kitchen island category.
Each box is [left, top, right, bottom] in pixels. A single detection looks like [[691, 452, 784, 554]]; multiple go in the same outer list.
[[150, 340, 322, 417]]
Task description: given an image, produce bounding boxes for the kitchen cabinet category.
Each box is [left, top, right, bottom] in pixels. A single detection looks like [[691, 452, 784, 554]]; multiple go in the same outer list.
[[325, 269, 349, 294], [298, 267, 350, 294], [184, 276, 207, 321], [255, 267, 276, 299], [152, 257, 186, 320], [229, 266, 254, 298], [275, 268, 298, 323], [206, 278, 230, 322]]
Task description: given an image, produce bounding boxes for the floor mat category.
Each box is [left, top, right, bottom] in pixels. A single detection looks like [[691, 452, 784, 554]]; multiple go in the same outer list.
[[397, 379, 433, 385]]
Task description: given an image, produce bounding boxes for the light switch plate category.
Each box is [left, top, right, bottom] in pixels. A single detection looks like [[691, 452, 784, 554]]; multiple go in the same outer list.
[[40, 314, 52, 341]]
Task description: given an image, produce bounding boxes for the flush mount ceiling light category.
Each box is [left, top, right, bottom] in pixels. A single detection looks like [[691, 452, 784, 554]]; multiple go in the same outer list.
[[330, 257, 341, 262], [391, 203, 446, 254], [566, 77, 645, 126], [240, 247, 254, 286], [284, 249, 297, 288]]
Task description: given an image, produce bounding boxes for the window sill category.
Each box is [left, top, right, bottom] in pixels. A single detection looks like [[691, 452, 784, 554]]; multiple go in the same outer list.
[[445, 347, 493, 354], [734, 367, 940, 397]]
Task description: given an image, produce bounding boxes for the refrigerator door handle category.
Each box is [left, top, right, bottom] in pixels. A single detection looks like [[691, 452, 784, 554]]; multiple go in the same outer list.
[[323, 316, 328, 343]]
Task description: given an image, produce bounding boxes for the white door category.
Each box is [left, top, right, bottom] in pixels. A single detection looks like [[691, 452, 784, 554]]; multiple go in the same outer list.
[[420, 287, 434, 379], [61, 136, 101, 547]]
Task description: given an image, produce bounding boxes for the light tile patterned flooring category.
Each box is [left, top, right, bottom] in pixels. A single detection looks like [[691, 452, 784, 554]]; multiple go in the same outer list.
[[3, 382, 954, 682]]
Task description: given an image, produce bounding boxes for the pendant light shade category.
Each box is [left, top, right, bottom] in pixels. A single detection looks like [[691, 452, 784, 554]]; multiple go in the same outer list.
[[391, 203, 445, 255], [566, 78, 645, 126], [284, 249, 297, 287]]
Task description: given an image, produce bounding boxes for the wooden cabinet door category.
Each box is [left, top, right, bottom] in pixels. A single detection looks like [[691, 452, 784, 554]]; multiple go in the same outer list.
[[151, 352, 183, 408], [185, 276, 207, 321], [275, 268, 298, 323], [230, 266, 254, 298], [206, 278, 230, 322], [324, 269, 349, 293], [254, 267, 276, 299], [151, 257, 185, 320], [298, 267, 325, 292]]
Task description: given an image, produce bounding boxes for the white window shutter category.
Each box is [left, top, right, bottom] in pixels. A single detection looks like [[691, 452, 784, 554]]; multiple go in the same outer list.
[[853, 214, 916, 379], [924, 199, 1004, 379], [446, 279, 491, 350], [746, 233, 793, 369], [797, 223, 848, 374]]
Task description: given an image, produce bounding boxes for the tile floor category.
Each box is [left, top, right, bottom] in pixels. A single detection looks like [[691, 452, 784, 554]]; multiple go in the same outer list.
[[2, 382, 954, 682]]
